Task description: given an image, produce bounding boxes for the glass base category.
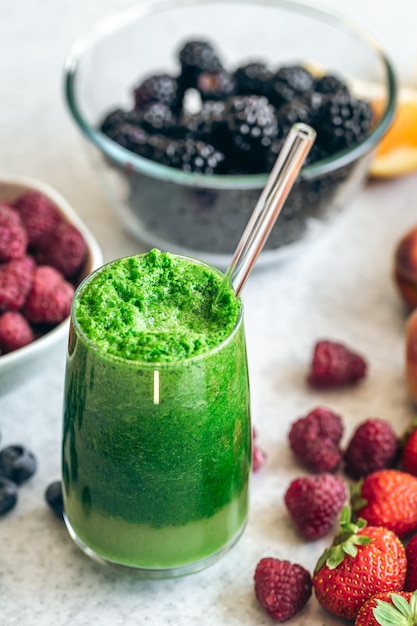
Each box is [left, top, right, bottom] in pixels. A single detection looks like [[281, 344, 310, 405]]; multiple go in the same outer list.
[[64, 514, 246, 579]]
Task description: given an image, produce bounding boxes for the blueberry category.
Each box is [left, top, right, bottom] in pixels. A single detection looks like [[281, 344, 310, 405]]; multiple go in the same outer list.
[[45, 480, 64, 520], [0, 477, 18, 515], [0, 445, 37, 485]]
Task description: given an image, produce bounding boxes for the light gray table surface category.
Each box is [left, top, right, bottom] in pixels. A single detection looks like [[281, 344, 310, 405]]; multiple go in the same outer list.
[[1, 0, 417, 624]]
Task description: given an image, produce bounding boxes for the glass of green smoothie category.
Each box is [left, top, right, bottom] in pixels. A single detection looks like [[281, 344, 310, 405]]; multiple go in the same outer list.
[[62, 248, 251, 577]]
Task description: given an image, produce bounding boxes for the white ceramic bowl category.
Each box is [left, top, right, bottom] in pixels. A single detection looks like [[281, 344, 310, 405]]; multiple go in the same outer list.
[[0, 175, 103, 396]]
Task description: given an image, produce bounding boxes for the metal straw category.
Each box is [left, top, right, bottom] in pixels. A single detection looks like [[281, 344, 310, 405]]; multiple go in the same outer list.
[[215, 123, 316, 304]]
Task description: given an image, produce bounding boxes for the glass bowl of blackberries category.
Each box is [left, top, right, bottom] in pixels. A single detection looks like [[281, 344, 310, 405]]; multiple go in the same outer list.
[[64, 0, 396, 268]]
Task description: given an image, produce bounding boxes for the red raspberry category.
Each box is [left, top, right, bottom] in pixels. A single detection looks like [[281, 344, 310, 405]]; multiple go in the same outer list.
[[0, 311, 35, 352], [400, 426, 417, 476], [0, 203, 28, 262], [35, 221, 87, 279], [405, 534, 417, 591], [307, 339, 367, 389], [24, 266, 74, 324], [0, 255, 36, 311], [284, 474, 346, 540], [252, 426, 267, 472], [254, 557, 312, 622], [344, 418, 398, 479], [13, 191, 61, 247], [288, 406, 343, 472]]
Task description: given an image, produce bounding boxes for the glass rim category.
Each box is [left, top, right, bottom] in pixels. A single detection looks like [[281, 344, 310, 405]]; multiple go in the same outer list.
[[69, 252, 244, 368], [63, 0, 397, 189]]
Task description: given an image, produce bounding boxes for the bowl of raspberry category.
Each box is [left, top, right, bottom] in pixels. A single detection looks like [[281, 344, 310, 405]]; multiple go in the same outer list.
[[0, 176, 102, 395], [64, 0, 396, 268]]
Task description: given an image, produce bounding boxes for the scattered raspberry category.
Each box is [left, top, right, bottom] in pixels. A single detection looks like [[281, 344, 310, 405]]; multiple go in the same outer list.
[[405, 534, 417, 591], [307, 339, 367, 389], [13, 191, 61, 247], [253, 443, 267, 472], [252, 426, 267, 472], [0, 311, 35, 352], [288, 406, 343, 472], [0, 203, 28, 262], [254, 557, 312, 622], [24, 266, 74, 324], [344, 418, 398, 479], [0, 255, 36, 311], [284, 473, 346, 540], [35, 221, 87, 279], [400, 425, 417, 476]]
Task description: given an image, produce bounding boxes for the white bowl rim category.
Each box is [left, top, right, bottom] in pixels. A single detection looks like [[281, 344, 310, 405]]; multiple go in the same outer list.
[[0, 174, 103, 373]]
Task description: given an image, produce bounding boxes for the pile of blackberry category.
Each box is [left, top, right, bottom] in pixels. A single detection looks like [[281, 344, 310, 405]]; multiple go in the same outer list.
[[100, 39, 374, 175]]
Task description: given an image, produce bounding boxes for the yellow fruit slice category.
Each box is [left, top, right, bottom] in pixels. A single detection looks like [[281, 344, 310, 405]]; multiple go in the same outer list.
[[369, 87, 417, 178]]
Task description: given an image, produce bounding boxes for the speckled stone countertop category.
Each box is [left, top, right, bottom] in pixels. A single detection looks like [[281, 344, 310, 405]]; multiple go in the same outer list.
[[2, 1, 417, 624]]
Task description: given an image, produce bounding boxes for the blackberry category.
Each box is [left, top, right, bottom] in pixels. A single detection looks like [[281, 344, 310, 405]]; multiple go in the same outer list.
[[105, 123, 149, 154], [266, 138, 284, 172], [139, 102, 178, 135], [143, 134, 172, 163], [179, 100, 227, 146], [223, 95, 278, 173], [268, 65, 315, 108], [158, 138, 226, 174], [233, 62, 272, 96], [178, 39, 223, 89], [315, 93, 374, 153], [314, 74, 349, 97], [100, 108, 141, 135], [196, 70, 237, 101], [276, 99, 313, 139], [133, 73, 182, 112]]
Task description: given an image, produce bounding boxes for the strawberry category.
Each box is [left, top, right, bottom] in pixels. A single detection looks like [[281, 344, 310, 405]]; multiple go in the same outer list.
[[405, 534, 417, 591], [355, 590, 416, 626], [313, 507, 407, 620], [351, 469, 417, 538], [401, 422, 417, 476]]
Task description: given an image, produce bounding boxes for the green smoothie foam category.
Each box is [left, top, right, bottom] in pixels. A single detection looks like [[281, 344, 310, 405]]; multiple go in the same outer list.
[[62, 249, 251, 571], [73, 248, 240, 362]]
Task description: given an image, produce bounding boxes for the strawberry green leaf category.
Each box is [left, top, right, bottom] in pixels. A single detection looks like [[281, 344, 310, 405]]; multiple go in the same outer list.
[[410, 591, 417, 615], [373, 602, 409, 626], [352, 535, 372, 546], [325, 545, 346, 569], [342, 541, 358, 557], [314, 508, 372, 573], [373, 592, 417, 626], [391, 594, 413, 617]]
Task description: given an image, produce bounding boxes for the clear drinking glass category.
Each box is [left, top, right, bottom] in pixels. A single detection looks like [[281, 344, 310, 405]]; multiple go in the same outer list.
[[62, 252, 251, 578]]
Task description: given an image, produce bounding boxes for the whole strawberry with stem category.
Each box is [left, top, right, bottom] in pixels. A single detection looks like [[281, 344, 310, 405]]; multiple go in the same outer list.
[[405, 534, 417, 591], [284, 473, 346, 540], [355, 590, 417, 626], [351, 469, 417, 538], [313, 507, 407, 620], [254, 557, 312, 622]]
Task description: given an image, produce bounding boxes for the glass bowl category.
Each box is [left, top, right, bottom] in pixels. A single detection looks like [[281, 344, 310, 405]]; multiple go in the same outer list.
[[64, 0, 396, 269]]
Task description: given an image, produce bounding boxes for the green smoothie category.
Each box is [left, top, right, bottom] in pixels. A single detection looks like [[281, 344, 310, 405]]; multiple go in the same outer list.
[[62, 249, 251, 574]]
